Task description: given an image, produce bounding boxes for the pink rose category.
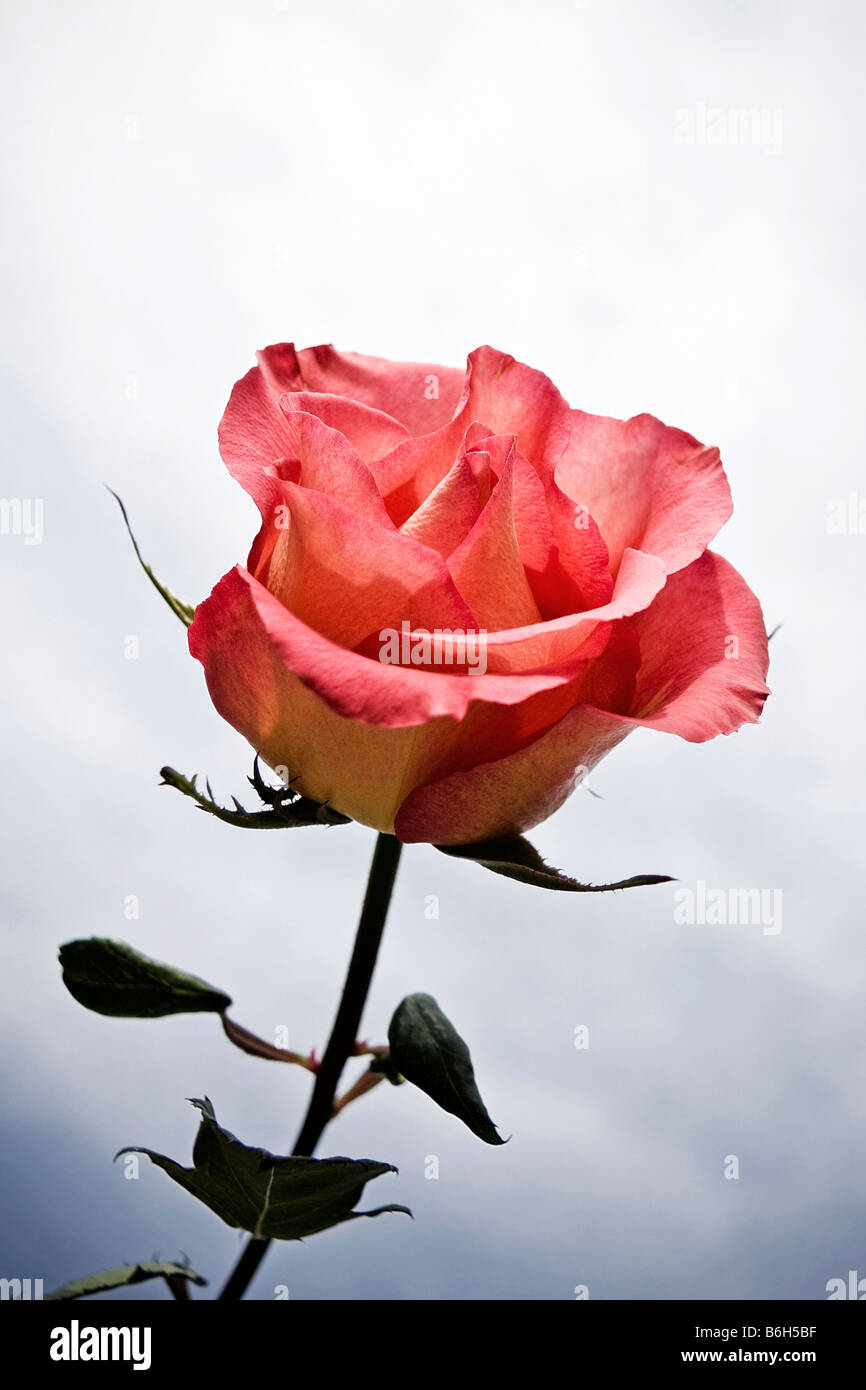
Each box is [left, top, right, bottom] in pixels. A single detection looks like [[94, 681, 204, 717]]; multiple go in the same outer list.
[[189, 344, 770, 845]]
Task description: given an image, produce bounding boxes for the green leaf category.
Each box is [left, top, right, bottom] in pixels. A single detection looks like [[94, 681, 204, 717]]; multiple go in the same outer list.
[[117, 1099, 411, 1239], [436, 834, 674, 892], [59, 939, 232, 1018], [160, 760, 350, 829], [44, 1261, 206, 1301], [388, 994, 505, 1145], [107, 487, 195, 627]]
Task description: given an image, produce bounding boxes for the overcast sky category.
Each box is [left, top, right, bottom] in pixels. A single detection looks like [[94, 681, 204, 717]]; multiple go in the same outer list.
[[2, 0, 864, 1300]]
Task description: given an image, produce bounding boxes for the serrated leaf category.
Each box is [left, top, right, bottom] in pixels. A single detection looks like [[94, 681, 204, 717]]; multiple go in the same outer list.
[[44, 1261, 207, 1301], [107, 487, 195, 627], [160, 762, 350, 829], [436, 834, 674, 892], [117, 1098, 411, 1240], [388, 994, 505, 1145], [59, 939, 231, 1018]]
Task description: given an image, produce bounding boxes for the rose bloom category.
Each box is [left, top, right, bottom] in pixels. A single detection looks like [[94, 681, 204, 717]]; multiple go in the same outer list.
[[189, 345, 770, 845]]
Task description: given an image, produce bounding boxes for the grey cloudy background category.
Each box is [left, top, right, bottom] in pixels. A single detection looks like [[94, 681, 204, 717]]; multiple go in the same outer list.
[[2, 0, 863, 1300]]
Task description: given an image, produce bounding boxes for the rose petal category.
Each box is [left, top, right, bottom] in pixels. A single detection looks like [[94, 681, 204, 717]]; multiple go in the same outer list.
[[400, 454, 484, 558], [399, 624, 638, 792], [371, 346, 572, 523], [394, 553, 769, 843], [188, 567, 454, 830], [278, 390, 408, 463], [555, 409, 733, 576], [447, 444, 543, 630], [218, 342, 462, 515], [471, 435, 613, 617], [395, 701, 633, 844], [191, 567, 608, 731], [458, 346, 572, 471], [218, 345, 306, 517], [284, 344, 464, 434], [621, 550, 771, 739], [275, 411, 393, 526], [372, 414, 483, 525], [480, 547, 666, 671], [263, 482, 478, 649], [188, 568, 613, 831], [540, 473, 613, 613]]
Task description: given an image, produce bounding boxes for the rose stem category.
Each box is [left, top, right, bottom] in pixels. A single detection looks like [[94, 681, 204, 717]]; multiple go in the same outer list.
[[218, 830, 403, 1301]]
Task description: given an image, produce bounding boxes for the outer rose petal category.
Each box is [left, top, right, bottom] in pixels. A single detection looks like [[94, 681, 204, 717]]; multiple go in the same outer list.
[[407, 622, 639, 792], [190, 566, 613, 732], [189, 566, 459, 830], [188, 568, 616, 832], [395, 704, 634, 844], [555, 410, 733, 577], [394, 553, 770, 843], [622, 550, 770, 739]]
